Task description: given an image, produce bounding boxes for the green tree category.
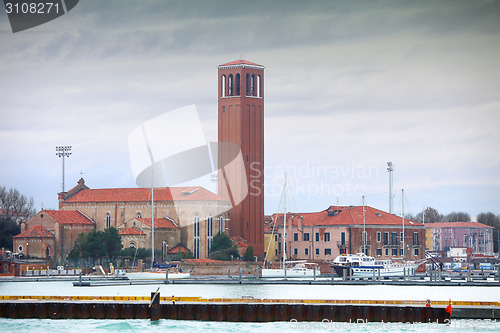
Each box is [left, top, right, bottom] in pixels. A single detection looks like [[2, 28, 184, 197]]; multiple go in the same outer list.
[[102, 227, 122, 260], [210, 232, 233, 252], [0, 216, 21, 250], [242, 246, 255, 261]]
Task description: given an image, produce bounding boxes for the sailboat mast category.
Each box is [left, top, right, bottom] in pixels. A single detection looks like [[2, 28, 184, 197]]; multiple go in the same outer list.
[[282, 175, 287, 270], [362, 195, 366, 254], [401, 189, 405, 260], [151, 170, 155, 268]]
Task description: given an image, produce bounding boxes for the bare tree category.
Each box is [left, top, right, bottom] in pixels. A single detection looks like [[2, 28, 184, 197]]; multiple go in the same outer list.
[[414, 207, 443, 223], [0, 186, 36, 224], [444, 211, 471, 222], [477, 212, 500, 253]]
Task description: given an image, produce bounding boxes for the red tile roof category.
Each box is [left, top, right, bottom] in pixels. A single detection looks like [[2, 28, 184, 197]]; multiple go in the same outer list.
[[119, 227, 146, 235], [42, 210, 94, 225], [271, 206, 424, 228], [64, 187, 226, 203], [136, 218, 179, 229], [168, 244, 190, 254], [219, 59, 264, 68], [426, 222, 493, 229], [14, 225, 55, 238]]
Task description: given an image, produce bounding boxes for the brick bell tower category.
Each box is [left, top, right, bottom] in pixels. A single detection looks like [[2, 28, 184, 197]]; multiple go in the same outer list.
[[218, 60, 264, 258]]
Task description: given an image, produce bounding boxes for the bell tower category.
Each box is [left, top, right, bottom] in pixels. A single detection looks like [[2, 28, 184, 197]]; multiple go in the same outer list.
[[218, 60, 264, 258]]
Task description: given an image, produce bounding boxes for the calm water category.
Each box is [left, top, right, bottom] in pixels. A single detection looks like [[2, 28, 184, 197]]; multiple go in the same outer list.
[[0, 279, 499, 332]]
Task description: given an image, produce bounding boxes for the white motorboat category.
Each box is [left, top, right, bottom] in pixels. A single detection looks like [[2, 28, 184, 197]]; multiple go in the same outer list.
[[328, 253, 421, 277]]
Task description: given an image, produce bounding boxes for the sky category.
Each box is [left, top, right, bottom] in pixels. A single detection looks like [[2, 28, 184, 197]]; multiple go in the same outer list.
[[1, 0, 499, 219]]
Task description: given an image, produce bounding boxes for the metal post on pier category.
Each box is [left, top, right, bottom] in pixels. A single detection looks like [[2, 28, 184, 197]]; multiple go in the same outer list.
[[378, 268, 381, 281], [165, 269, 169, 284], [228, 269, 231, 278], [239, 268, 242, 282], [438, 268, 441, 281], [403, 268, 406, 281], [313, 267, 316, 281], [342, 269, 346, 281]]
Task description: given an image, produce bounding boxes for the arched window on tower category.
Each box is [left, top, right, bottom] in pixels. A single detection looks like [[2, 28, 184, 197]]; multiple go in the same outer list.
[[235, 73, 241, 96], [251, 74, 256, 96], [207, 215, 213, 254], [228, 74, 233, 96], [105, 213, 111, 229], [257, 75, 262, 97], [46, 246, 50, 258], [246, 73, 250, 96], [194, 215, 200, 259], [221, 75, 226, 97]]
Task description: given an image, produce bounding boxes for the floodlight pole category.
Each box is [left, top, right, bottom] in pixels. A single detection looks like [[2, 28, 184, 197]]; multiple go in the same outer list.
[[387, 162, 394, 214], [55, 146, 72, 192]]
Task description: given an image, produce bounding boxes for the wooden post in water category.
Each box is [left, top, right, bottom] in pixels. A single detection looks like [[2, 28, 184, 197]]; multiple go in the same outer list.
[[239, 268, 242, 281], [150, 289, 160, 321]]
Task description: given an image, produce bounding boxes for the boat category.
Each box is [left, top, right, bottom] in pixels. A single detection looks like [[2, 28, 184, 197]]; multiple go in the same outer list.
[[262, 175, 317, 278], [261, 260, 318, 278], [127, 263, 190, 280], [328, 253, 422, 277]]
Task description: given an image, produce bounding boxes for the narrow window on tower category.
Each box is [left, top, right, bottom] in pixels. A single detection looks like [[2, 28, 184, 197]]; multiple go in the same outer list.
[[235, 73, 241, 96], [221, 75, 226, 97], [257, 75, 261, 97], [246, 73, 250, 96], [228, 74, 233, 96], [251, 74, 256, 96]]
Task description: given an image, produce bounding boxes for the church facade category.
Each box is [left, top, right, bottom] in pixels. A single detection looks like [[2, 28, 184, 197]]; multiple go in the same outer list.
[[17, 178, 231, 264]]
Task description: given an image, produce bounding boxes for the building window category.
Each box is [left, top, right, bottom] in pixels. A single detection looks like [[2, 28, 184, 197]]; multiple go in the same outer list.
[[303, 233, 310, 241], [362, 231, 367, 246], [341, 232, 346, 246], [400, 248, 404, 256], [221, 75, 226, 97], [46, 246, 50, 258], [246, 73, 251, 96], [293, 233, 298, 241], [305, 248, 309, 255], [228, 74, 233, 96], [384, 232, 389, 245], [219, 216, 224, 234], [257, 75, 261, 97], [376, 248, 382, 256], [392, 249, 398, 256], [413, 232, 419, 245], [129, 242, 136, 248], [207, 215, 213, 254], [162, 241, 167, 261], [385, 248, 389, 256], [391, 232, 398, 245], [377, 232, 381, 242], [315, 248, 319, 255], [105, 213, 111, 229], [18, 245, 23, 252], [235, 73, 241, 96], [293, 248, 298, 255], [194, 215, 200, 259], [315, 232, 320, 242], [414, 248, 419, 256], [324, 248, 332, 255], [325, 233, 331, 242], [136, 212, 142, 218], [400, 232, 404, 243], [340, 248, 346, 255]]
